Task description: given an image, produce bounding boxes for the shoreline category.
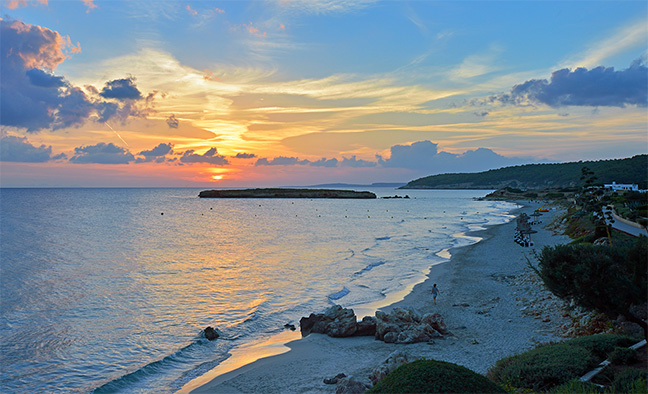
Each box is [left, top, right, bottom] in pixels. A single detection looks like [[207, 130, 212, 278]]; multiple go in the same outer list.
[[184, 202, 571, 393]]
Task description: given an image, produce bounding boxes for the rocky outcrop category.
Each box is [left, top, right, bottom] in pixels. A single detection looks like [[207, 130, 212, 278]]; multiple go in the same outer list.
[[375, 307, 448, 344], [199, 188, 376, 199], [299, 305, 376, 337], [335, 377, 371, 394], [368, 351, 410, 386], [356, 316, 377, 336]]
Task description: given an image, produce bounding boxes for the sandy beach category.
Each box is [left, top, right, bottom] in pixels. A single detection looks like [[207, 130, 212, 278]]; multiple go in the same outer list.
[[186, 203, 572, 393]]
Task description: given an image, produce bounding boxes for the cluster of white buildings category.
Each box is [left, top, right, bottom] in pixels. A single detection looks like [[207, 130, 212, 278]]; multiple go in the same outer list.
[[603, 182, 642, 192]]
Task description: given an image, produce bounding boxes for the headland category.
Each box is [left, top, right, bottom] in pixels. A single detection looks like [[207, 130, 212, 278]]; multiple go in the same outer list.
[[198, 188, 377, 199]]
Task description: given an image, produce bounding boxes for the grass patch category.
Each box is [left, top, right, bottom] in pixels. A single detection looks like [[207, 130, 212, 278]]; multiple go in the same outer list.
[[487, 344, 595, 392], [562, 334, 638, 361], [368, 359, 506, 393], [551, 380, 604, 393], [610, 369, 648, 394]]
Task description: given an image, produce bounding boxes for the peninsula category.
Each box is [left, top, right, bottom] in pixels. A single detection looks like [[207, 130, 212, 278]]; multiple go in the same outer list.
[[198, 188, 377, 199]]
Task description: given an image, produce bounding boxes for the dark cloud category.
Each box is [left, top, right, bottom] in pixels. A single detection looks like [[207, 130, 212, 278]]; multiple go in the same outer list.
[[310, 158, 338, 167], [490, 60, 647, 108], [255, 156, 310, 166], [341, 155, 377, 168], [377, 140, 531, 173], [180, 148, 229, 165], [100, 77, 142, 101], [0, 19, 153, 132], [473, 111, 489, 117], [26, 68, 67, 88], [235, 152, 256, 159], [0, 135, 66, 162], [166, 114, 179, 128], [70, 142, 135, 164], [136, 143, 173, 163]]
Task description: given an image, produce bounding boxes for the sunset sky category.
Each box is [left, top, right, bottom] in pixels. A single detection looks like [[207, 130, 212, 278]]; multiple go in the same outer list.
[[1, 0, 646, 187]]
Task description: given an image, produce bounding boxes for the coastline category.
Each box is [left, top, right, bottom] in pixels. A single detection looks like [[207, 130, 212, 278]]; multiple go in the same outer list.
[[184, 202, 572, 393]]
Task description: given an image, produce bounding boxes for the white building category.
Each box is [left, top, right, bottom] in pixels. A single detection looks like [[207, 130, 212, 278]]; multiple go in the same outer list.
[[604, 181, 639, 191]]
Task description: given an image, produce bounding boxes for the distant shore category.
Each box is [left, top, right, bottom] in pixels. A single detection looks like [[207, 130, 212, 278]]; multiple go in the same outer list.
[[184, 202, 571, 393], [198, 188, 377, 199]]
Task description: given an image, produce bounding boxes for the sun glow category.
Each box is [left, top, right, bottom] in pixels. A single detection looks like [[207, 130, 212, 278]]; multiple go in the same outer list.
[[211, 175, 224, 180]]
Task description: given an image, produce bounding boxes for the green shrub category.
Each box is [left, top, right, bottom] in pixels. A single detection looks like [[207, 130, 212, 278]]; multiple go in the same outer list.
[[546, 192, 564, 199], [551, 380, 604, 393], [561, 334, 638, 361], [368, 359, 506, 393], [487, 344, 595, 392], [610, 369, 648, 394], [608, 346, 637, 365]]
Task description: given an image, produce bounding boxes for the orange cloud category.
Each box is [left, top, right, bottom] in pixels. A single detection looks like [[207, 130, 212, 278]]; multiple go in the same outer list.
[[246, 22, 266, 38], [81, 0, 97, 12], [203, 69, 221, 81], [186, 4, 198, 16], [278, 24, 286, 31], [6, 19, 77, 70], [5, 0, 47, 9]]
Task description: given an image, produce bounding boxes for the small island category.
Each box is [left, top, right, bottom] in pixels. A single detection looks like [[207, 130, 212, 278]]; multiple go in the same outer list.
[[198, 188, 377, 199]]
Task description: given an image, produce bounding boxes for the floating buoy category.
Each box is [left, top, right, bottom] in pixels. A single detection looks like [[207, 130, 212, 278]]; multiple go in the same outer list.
[[161, 212, 164, 215]]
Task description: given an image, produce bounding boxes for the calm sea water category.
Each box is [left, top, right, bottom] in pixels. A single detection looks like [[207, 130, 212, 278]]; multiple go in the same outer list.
[[0, 188, 515, 393]]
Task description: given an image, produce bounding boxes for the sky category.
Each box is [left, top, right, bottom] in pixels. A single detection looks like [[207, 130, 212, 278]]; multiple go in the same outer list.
[[0, 0, 646, 187]]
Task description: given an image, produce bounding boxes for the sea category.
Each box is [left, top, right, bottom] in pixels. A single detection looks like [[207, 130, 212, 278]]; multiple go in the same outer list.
[[0, 187, 517, 393]]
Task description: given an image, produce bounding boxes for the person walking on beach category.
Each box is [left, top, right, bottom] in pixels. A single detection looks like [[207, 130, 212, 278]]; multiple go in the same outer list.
[[431, 283, 439, 304]]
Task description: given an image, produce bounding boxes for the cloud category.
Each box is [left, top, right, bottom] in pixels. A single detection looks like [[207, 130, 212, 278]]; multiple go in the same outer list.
[[186, 4, 198, 15], [377, 140, 530, 173], [0, 19, 151, 132], [341, 155, 377, 168], [277, 0, 378, 15], [562, 19, 648, 69], [255, 156, 310, 166], [81, 0, 97, 13], [99, 77, 143, 101], [25, 68, 67, 88], [0, 135, 66, 162], [310, 158, 338, 167], [235, 152, 256, 159], [70, 142, 135, 164], [179, 148, 229, 165], [489, 61, 647, 108], [137, 143, 173, 163], [166, 114, 179, 128], [5, 0, 47, 10]]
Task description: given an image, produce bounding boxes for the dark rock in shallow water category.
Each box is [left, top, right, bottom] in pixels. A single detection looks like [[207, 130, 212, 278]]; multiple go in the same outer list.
[[198, 188, 376, 199], [324, 373, 347, 384], [204, 326, 219, 340], [284, 323, 296, 331]]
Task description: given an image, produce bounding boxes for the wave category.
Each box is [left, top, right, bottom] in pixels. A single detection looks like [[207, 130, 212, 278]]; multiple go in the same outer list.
[[353, 261, 386, 276], [328, 287, 350, 301], [375, 236, 391, 241], [91, 333, 228, 394]]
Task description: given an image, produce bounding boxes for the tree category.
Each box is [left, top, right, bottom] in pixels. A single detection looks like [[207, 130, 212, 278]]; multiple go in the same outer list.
[[535, 237, 647, 339], [576, 166, 614, 243]]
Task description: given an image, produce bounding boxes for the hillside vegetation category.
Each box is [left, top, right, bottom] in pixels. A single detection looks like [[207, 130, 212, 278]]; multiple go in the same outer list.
[[401, 155, 647, 190]]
